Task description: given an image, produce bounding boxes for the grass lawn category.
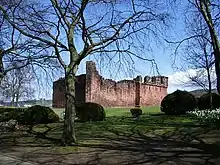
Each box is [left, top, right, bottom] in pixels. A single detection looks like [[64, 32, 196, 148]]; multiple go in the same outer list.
[[105, 106, 161, 117], [53, 105, 161, 118], [1, 106, 220, 164], [32, 106, 218, 145]]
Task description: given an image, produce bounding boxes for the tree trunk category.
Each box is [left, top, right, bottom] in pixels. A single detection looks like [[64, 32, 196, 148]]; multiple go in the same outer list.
[[61, 68, 77, 145], [15, 93, 19, 107], [0, 50, 4, 83], [214, 55, 220, 94], [199, 0, 220, 94], [204, 46, 213, 109], [207, 72, 213, 110], [15, 82, 22, 107], [207, 84, 213, 110], [11, 95, 15, 107]]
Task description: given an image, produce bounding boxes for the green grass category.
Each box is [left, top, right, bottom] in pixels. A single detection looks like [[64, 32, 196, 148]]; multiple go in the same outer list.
[[52, 108, 64, 117], [53, 105, 161, 119], [45, 106, 205, 145], [105, 105, 161, 117], [50, 106, 200, 141], [0, 106, 26, 114], [2, 106, 220, 155]]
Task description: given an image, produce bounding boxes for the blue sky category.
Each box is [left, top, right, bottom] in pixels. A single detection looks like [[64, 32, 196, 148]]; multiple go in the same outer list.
[[34, 0, 210, 100], [72, 1, 193, 95]]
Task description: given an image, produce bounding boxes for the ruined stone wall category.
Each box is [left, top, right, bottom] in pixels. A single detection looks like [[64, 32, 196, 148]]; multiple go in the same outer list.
[[52, 75, 86, 108], [139, 76, 168, 106], [53, 78, 65, 108], [52, 61, 168, 108], [85, 61, 136, 107], [85, 61, 168, 107], [75, 74, 86, 105]]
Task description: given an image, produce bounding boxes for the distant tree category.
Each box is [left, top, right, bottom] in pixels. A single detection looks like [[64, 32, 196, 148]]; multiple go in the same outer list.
[[181, 17, 215, 109], [0, 62, 35, 106], [183, 41, 215, 108], [0, 0, 61, 83], [167, 0, 220, 94]]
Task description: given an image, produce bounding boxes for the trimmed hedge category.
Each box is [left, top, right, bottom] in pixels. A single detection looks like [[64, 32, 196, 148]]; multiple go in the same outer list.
[[0, 107, 25, 114], [198, 93, 220, 110], [23, 105, 59, 124], [76, 102, 106, 122], [160, 90, 197, 115], [130, 108, 142, 118], [0, 105, 59, 125], [0, 108, 26, 122], [0, 112, 13, 122]]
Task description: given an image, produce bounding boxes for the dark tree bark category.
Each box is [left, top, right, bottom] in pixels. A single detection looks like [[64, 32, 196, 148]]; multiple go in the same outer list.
[[61, 67, 78, 145], [0, 50, 4, 82]]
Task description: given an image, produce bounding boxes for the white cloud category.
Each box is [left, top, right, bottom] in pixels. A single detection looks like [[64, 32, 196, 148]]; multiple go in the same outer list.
[[168, 69, 197, 85], [167, 69, 216, 93]]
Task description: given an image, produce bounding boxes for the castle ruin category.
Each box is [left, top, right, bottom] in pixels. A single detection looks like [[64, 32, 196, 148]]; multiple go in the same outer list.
[[52, 61, 168, 108]]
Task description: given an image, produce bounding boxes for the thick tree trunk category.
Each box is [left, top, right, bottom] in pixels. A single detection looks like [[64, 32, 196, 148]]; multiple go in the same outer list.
[[61, 68, 77, 145]]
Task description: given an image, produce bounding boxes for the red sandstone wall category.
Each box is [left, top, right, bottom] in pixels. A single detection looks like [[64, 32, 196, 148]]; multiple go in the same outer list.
[[52, 75, 86, 108], [90, 78, 136, 107], [140, 84, 167, 106], [75, 75, 86, 106], [53, 78, 65, 108], [53, 61, 168, 108], [85, 61, 168, 107], [85, 62, 136, 107]]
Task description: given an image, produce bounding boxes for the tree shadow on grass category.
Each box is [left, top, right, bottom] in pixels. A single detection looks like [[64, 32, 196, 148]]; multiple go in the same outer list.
[[0, 115, 220, 164], [74, 124, 220, 165]]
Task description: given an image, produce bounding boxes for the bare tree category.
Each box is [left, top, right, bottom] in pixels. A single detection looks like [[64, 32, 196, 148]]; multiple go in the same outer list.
[[0, 62, 35, 106], [168, 0, 220, 94], [0, 0, 62, 84], [196, 0, 220, 94], [0, 1, 31, 81], [183, 37, 215, 109], [182, 15, 216, 109], [0, 0, 170, 145]]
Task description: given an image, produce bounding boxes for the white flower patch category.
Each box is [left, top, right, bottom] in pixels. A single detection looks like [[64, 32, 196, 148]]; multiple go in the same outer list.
[[187, 109, 220, 123]]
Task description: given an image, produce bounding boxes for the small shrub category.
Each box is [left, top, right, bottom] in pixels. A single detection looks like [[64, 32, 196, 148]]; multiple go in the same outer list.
[[198, 93, 220, 110], [130, 108, 142, 118], [0, 107, 14, 114], [160, 90, 197, 115], [0, 112, 13, 122], [0, 108, 26, 122], [22, 105, 59, 125], [76, 102, 105, 122]]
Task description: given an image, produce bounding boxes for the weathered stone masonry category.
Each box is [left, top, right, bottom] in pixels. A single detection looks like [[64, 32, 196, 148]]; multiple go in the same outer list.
[[52, 61, 168, 108]]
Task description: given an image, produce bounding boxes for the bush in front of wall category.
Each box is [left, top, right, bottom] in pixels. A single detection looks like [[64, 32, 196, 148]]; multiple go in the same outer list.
[[76, 102, 106, 122], [22, 105, 59, 125], [130, 108, 142, 118]]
